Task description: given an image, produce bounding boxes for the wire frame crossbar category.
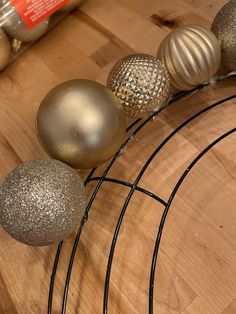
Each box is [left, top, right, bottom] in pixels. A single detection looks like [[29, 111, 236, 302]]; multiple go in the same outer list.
[[47, 73, 236, 314]]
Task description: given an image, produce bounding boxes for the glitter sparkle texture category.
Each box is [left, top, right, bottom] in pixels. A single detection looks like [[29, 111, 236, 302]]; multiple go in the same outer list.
[[0, 159, 86, 246]]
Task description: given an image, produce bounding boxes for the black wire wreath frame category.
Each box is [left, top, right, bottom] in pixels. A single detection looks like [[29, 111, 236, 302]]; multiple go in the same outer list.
[[47, 72, 236, 314]]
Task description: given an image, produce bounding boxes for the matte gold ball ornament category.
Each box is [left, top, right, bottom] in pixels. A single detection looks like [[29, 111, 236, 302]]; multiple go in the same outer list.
[[37, 80, 126, 169], [211, 0, 236, 71], [0, 0, 49, 43], [0, 27, 11, 70], [157, 25, 221, 91], [0, 159, 86, 246], [107, 54, 170, 118]]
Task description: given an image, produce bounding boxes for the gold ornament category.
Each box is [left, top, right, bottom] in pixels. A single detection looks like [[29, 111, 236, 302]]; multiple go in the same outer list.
[[157, 25, 221, 91], [60, 0, 85, 12], [36, 80, 126, 169], [211, 0, 236, 71], [0, 159, 86, 246], [0, 27, 11, 70], [0, 0, 49, 43], [107, 54, 170, 118]]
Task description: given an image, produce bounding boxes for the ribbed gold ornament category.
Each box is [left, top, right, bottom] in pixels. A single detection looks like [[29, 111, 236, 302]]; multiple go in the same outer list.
[[107, 54, 170, 118], [157, 25, 221, 91], [0, 27, 11, 70], [211, 0, 236, 71]]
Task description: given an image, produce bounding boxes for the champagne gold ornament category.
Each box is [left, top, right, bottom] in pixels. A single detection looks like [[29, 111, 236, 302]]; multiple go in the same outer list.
[[37, 80, 126, 169], [0, 159, 86, 246], [157, 25, 221, 91], [0, 0, 49, 43], [60, 0, 85, 12], [107, 54, 170, 118], [0, 27, 11, 70], [211, 0, 236, 71]]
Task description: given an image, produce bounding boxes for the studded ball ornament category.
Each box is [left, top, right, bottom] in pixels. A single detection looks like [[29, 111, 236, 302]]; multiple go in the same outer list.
[[211, 0, 236, 71], [107, 54, 170, 118], [37, 80, 126, 169], [0, 27, 11, 70], [157, 25, 221, 91], [0, 0, 49, 42], [0, 159, 86, 246]]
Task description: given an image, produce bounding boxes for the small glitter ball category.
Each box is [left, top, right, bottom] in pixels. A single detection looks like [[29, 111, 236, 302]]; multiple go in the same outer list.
[[107, 54, 170, 118], [0, 159, 86, 246]]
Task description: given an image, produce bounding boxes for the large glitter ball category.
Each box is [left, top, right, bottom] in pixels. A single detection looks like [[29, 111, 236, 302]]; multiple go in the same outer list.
[[0, 159, 86, 246], [211, 0, 236, 71], [107, 54, 170, 118]]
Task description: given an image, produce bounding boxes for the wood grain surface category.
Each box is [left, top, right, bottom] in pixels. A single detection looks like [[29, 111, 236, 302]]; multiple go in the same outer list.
[[0, 0, 235, 313]]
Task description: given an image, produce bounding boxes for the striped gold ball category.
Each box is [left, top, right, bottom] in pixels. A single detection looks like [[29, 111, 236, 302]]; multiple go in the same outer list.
[[157, 25, 221, 91]]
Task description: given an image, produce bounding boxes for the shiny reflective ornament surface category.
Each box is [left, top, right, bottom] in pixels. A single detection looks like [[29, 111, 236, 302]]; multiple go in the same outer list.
[[211, 0, 236, 71], [107, 54, 170, 118], [157, 25, 221, 91], [0, 159, 86, 246], [0, 0, 49, 42], [0, 27, 11, 70], [60, 0, 85, 12], [37, 80, 126, 169]]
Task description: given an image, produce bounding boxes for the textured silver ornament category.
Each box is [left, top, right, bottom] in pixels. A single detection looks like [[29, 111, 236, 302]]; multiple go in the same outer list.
[[0, 159, 86, 246], [0, 0, 49, 43], [107, 54, 170, 118], [211, 0, 236, 71]]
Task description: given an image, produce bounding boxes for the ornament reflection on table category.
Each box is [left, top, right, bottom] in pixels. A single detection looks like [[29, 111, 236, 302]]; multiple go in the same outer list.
[[157, 25, 221, 91], [107, 54, 170, 118], [0, 27, 10, 70], [37, 80, 127, 169], [211, 0, 236, 71], [0, 159, 86, 246]]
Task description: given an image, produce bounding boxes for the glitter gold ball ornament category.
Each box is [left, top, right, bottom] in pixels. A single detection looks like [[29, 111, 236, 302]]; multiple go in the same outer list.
[[157, 25, 221, 91], [0, 27, 11, 70], [37, 80, 126, 169], [0, 159, 86, 246], [107, 54, 170, 118], [211, 0, 236, 71], [60, 0, 85, 12], [0, 0, 49, 43]]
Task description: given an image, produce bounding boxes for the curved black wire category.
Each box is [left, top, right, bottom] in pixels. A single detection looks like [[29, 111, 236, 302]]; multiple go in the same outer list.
[[61, 104, 172, 313], [47, 72, 236, 314], [48, 241, 63, 314], [149, 127, 236, 313], [103, 94, 236, 314], [87, 177, 167, 206]]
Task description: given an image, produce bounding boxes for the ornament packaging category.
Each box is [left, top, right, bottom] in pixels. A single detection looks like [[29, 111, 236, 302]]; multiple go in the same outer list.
[[0, 0, 85, 70]]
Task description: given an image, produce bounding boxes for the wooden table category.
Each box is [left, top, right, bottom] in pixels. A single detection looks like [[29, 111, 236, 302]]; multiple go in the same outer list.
[[0, 0, 235, 313]]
